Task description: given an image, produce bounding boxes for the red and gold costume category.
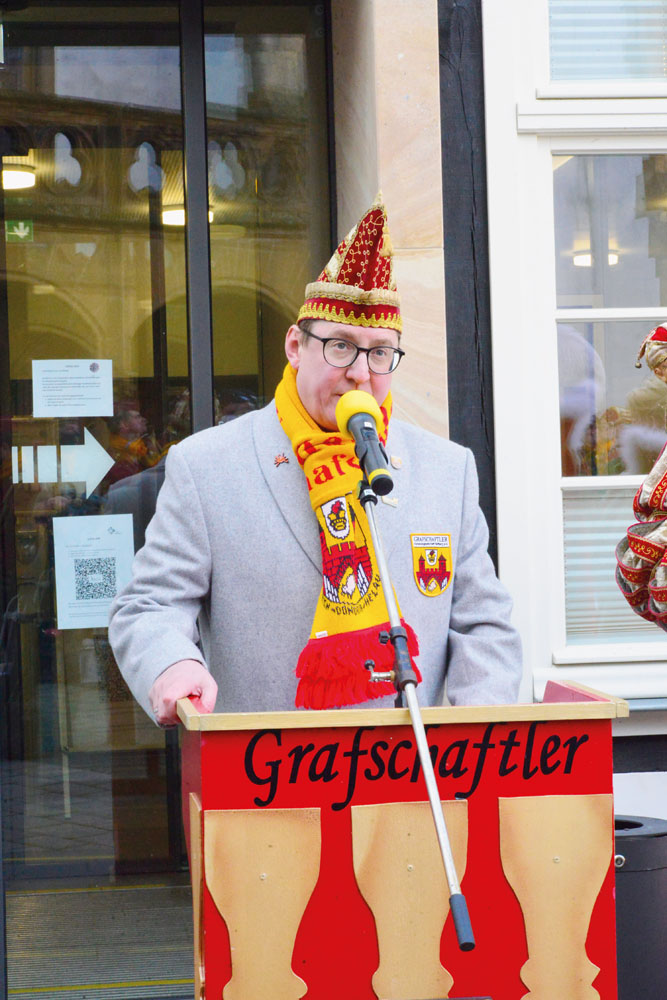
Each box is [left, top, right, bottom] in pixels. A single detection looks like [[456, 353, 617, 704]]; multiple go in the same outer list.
[[616, 324, 667, 628]]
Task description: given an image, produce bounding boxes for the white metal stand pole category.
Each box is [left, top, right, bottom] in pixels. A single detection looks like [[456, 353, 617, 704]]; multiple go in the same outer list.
[[361, 482, 475, 951]]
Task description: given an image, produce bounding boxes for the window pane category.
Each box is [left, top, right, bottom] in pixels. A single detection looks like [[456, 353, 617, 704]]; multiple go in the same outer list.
[[558, 320, 667, 476], [0, 4, 192, 997], [549, 0, 667, 81], [553, 154, 667, 309], [204, 4, 331, 417], [563, 486, 658, 643]]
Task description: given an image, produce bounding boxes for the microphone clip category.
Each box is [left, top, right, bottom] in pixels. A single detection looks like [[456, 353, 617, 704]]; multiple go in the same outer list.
[[356, 479, 378, 506]]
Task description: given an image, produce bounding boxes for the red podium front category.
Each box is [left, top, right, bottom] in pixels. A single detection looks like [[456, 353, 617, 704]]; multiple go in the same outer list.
[[179, 681, 628, 1000]]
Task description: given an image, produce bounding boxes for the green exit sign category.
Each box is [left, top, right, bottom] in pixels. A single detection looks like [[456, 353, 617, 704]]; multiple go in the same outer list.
[[5, 220, 34, 242]]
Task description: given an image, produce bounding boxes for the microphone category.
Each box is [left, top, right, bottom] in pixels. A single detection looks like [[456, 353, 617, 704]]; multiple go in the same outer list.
[[335, 391, 394, 496]]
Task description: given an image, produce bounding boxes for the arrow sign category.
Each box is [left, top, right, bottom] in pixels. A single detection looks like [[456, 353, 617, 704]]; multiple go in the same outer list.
[[5, 220, 34, 243], [61, 428, 115, 497]]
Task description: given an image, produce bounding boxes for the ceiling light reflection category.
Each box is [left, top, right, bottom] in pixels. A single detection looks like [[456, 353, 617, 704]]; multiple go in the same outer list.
[[572, 251, 620, 268], [2, 166, 36, 190], [162, 207, 214, 226]]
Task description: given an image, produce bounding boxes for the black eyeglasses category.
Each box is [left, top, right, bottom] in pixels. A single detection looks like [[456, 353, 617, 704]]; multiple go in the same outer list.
[[299, 328, 405, 374]]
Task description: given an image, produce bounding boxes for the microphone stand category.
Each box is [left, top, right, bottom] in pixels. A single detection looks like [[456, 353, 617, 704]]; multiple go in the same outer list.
[[357, 478, 475, 952]]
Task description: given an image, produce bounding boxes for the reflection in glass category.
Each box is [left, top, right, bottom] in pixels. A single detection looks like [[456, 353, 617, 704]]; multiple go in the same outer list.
[[558, 321, 667, 476], [1, 0, 189, 873], [54, 46, 182, 109], [204, 4, 331, 414], [0, 5, 194, 996], [553, 154, 667, 309]]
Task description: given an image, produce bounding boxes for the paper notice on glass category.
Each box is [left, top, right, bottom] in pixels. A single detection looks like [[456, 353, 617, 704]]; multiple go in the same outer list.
[[53, 514, 134, 629], [32, 359, 113, 418]]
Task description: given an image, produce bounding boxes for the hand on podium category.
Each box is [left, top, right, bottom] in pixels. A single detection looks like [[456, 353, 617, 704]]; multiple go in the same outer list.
[[149, 659, 218, 726]]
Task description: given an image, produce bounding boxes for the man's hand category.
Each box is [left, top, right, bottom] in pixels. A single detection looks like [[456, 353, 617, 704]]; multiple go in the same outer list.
[[149, 659, 218, 726]]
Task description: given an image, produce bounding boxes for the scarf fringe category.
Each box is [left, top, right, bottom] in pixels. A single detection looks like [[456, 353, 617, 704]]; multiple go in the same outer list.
[[296, 621, 421, 710]]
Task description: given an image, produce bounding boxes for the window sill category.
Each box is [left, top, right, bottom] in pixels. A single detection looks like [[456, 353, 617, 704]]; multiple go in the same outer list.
[[560, 475, 642, 493], [536, 84, 667, 100], [624, 698, 667, 711], [517, 98, 667, 135], [535, 655, 666, 703], [552, 642, 667, 665]]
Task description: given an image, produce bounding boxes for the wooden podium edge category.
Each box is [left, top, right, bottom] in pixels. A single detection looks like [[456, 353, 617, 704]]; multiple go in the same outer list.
[[543, 679, 630, 714], [177, 683, 629, 731]]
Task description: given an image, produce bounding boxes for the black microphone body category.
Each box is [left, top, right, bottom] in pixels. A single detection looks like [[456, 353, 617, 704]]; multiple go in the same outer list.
[[346, 411, 394, 496]]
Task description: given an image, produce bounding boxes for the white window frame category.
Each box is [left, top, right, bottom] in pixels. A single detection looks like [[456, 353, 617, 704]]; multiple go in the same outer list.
[[482, 0, 667, 703]]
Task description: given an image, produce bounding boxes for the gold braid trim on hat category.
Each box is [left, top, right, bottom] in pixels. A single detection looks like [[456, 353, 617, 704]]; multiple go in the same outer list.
[[325, 231, 356, 282], [303, 280, 400, 307], [296, 301, 402, 332]]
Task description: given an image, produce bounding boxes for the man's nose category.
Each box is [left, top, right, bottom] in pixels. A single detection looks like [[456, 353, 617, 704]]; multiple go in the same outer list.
[[345, 350, 371, 383]]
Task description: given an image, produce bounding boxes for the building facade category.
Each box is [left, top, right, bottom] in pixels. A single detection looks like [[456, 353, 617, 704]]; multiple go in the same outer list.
[[1, 1, 665, 997]]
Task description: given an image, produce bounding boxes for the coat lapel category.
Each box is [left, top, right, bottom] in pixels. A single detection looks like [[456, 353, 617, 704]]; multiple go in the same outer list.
[[251, 403, 321, 571], [251, 402, 412, 573], [375, 419, 411, 563]]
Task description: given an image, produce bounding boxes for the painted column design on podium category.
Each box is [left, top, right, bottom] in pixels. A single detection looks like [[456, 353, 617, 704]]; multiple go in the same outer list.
[[204, 807, 321, 1000], [351, 799, 468, 1000], [189, 794, 205, 1000], [499, 793, 613, 1000]]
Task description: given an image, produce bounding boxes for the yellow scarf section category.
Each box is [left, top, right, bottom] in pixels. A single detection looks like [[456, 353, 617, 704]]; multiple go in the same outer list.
[[274, 363, 420, 709]]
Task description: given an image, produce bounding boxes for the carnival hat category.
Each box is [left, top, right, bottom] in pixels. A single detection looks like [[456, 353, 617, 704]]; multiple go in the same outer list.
[[297, 192, 401, 333], [636, 324, 667, 373]]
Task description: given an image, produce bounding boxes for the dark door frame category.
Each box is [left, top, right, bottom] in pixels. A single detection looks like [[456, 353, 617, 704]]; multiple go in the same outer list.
[[0, 146, 16, 1000], [180, 0, 215, 433], [439, 0, 498, 568], [0, 788, 5, 998]]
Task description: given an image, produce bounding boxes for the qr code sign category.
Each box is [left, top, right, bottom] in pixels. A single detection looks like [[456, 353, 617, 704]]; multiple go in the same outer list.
[[74, 557, 117, 600]]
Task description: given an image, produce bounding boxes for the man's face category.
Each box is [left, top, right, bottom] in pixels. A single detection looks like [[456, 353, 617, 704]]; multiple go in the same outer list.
[[119, 410, 147, 438], [284, 319, 400, 430]]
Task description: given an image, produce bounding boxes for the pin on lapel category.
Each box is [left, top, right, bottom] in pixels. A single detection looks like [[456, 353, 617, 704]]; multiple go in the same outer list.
[[274, 453, 289, 467], [390, 455, 402, 469]]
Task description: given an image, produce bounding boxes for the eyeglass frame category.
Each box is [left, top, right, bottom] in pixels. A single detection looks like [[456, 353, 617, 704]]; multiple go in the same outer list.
[[297, 326, 405, 374]]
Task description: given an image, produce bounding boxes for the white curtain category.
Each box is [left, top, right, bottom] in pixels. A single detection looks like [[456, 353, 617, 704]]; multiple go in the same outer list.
[[549, 1, 667, 81], [563, 485, 658, 642]]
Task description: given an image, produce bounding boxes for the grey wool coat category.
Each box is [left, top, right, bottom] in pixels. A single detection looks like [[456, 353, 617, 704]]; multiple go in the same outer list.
[[109, 403, 522, 719]]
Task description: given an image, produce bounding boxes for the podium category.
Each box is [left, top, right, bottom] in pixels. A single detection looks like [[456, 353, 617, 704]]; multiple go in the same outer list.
[[178, 681, 628, 1000]]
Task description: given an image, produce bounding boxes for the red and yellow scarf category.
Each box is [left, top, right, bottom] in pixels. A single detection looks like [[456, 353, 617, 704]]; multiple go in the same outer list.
[[275, 363, 419, 709]]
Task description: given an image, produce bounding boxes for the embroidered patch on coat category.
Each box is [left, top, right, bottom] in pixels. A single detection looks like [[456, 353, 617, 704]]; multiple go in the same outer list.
[[411, 533, 452, 596]]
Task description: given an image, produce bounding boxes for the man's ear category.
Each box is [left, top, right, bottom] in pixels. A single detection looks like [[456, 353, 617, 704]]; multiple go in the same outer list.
[[284, 324, 302, 369]]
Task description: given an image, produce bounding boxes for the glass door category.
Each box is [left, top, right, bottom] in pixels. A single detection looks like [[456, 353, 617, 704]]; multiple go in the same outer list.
[[0, 3, 331, 998], [0, 6, 195, 998]]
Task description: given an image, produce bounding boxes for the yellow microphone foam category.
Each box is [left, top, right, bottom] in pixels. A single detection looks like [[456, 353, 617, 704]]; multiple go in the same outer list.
[[335, 390, 384, 437]]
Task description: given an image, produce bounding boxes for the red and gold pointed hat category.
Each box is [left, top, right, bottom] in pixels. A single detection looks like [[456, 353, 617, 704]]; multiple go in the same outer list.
[[297, 192, 401, 333]]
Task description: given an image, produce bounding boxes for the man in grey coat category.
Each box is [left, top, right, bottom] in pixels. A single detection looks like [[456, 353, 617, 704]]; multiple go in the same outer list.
[[109, 197, 521, 724]]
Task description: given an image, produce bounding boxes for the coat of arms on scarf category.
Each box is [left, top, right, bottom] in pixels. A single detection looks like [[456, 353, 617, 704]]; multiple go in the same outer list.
[[317, 498, 373, 606]]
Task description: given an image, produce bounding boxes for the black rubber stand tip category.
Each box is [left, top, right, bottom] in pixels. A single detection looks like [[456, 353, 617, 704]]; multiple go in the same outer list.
[[450, 892, 475, 951]]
